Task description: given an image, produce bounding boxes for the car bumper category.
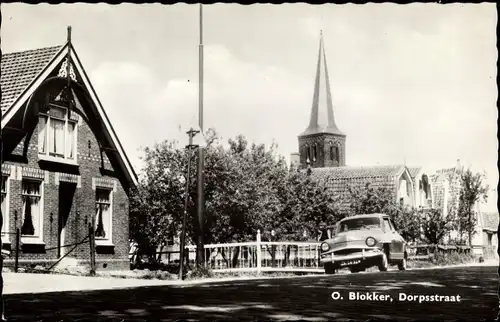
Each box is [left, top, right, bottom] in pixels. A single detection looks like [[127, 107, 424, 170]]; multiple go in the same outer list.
[[320, 249, 382, 266]]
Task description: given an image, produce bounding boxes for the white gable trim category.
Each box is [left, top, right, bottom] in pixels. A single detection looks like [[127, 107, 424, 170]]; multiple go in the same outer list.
[[1, 45, 67, 128], [1, 43, 138, 187], [69, 49, 138, 187]]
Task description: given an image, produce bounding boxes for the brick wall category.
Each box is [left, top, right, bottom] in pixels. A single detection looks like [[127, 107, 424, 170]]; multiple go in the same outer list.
[[2, 111, 130, 271], [324, 176, 397, 215], [298, 133, 346, 168]]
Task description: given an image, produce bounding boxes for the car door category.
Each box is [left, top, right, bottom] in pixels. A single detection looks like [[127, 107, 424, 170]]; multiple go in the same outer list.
[[383, 217, 404, 260], [389, 219, 405, 259]]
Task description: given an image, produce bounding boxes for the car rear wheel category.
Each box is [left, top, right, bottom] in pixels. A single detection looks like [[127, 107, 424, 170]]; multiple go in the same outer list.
[[378, 252, 388, 272], [324, 263, 336, 275]]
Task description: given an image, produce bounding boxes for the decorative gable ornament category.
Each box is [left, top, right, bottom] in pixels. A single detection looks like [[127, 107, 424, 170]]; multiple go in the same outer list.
[[58, 58, 77, 82]]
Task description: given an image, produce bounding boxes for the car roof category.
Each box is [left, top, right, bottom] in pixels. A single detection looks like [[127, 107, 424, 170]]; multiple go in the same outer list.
[[339, 213, 388, 221]]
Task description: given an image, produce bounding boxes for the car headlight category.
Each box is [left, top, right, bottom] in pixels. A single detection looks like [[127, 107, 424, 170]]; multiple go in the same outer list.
[[365, 237, 376, 247], [321, 242, 330, 252]]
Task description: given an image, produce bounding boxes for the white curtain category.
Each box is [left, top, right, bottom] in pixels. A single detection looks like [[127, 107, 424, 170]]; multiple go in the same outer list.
[[95, 190, 110, 238], [38, 116, 47, 153], [50, 119, 65, 156], [66, 122, 76, 159], [21, 182, 40, 236]]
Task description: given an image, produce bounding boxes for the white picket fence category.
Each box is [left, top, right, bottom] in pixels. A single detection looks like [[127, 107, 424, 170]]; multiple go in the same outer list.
[[130, 231, 477, 273], [132, 230, 323, 273]]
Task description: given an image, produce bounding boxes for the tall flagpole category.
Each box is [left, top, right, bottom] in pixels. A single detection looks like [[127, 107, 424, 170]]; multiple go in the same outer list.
[[196, 3, 205, 266]]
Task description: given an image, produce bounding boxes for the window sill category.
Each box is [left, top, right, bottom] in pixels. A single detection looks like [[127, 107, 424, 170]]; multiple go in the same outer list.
[[21, 237, 46, 245], [1, 236, 11, 245], [20, 238, 46, 254], [95, 239, 114, 247], [38, 154, 78, 166]]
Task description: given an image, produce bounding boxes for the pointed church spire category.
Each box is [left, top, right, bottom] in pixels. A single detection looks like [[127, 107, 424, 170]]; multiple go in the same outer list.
[[301, 31, 344, 137]]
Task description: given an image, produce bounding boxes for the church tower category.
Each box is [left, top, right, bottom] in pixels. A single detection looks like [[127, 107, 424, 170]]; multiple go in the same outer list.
[[298, 31, 346, 169]]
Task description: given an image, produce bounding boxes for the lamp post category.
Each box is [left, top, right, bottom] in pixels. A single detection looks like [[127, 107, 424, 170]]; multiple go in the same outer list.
[[271, 230, 276, 268], [196, 3, 206, 267], [179, 127, 204, 280]]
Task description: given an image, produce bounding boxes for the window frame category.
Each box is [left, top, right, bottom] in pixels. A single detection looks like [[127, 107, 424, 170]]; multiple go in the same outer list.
[[94, 187, 113, 245], [20, 179, 45, 244], [38, 105, 78, 164], [1, 175, 11, 244]]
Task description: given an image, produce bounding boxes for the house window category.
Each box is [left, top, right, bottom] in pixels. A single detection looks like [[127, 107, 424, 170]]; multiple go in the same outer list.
[[21, 180, 43, 238], [313, 145, 317, 161], [95, 188, 112, 242], [39, 106, 77, 161], [1, 176, 8, 238], [488, 234, 493, 246]]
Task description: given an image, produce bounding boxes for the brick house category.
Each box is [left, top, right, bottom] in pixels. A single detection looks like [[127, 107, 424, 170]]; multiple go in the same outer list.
[[479, 212, 499, 259], [1, 30, 138, 271]]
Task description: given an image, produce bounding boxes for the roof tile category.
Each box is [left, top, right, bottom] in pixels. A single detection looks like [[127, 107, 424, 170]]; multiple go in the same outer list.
[[1, 45, 62, 112], [310, 164, 406, 181], [482, 212, 499, 232]]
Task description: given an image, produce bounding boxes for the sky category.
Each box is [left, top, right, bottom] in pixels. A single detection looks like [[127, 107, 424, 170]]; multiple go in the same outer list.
[[1, 3, 498, 211]]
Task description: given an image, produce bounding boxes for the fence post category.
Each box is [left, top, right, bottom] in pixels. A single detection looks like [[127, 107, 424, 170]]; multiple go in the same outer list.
[[256, 230, 261, 274], [14, 228, 20, 273], [88, 223, 96, 276]]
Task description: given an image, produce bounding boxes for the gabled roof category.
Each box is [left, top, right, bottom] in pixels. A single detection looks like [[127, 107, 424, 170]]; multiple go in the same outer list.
[[1, 46, 62, 112], [407, 167, 422, 179], [1, 43, 138, 187], [481, 212, 499, 232], [310, 164, 407, 181]]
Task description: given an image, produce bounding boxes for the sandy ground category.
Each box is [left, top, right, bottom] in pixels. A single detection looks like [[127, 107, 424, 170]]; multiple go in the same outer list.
[[3, 260, 498, 295]]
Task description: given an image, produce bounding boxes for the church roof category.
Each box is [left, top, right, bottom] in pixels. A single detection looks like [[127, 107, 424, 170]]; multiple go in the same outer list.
[[300, 31, 344, 137], [310, 164, 407, 181], [481, 212, 499, 232], [1, 45, 62, 112]]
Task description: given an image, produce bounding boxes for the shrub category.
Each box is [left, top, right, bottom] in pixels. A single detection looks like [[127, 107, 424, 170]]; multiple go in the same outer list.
[[185, 266, 213, 280], [431, 251, 477, 266]]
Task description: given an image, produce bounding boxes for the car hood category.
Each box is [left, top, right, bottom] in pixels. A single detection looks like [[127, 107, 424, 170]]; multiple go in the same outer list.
[[321, 229, 389, 253], [333, 230, 385, 242]]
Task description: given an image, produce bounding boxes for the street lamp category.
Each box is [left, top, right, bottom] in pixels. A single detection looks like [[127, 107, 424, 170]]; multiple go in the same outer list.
[[179, 126, 206, 280], [270, 230, 276, 267]]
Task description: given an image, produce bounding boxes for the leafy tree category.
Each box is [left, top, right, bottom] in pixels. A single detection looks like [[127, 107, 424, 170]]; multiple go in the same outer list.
[[456, 168, 489, 246], [420, 208, 453, 245], [347, 183, 422, 243], [348, 183, 394, 216], [130, 130, 341, 267], [273, 170, 341, 242]]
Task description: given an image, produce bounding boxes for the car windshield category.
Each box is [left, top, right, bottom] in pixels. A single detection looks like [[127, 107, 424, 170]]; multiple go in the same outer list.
[[338, 217, 381, 232]]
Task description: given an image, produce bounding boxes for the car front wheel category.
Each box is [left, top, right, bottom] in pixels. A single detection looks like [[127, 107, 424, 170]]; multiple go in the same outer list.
[[349, 266, 365, 273], [324, 263, 336, 275], [378, 252, 388, 272]]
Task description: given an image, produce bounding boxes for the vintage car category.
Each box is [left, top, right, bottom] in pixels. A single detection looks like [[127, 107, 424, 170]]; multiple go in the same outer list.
[[320, 213, 407, 274]]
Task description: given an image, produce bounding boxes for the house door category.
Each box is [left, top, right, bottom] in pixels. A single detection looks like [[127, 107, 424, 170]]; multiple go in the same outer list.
[[58, 182, 77, 258]]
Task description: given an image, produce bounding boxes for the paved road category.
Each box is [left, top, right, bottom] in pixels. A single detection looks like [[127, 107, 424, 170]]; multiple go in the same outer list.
[[3, 266, 499, 321]]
